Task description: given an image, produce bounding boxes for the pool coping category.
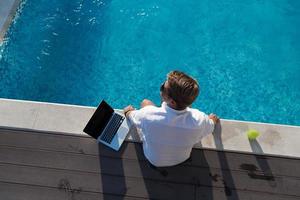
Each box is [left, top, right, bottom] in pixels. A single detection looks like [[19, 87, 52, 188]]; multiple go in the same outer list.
[[0, 0, 21, 42], [1, 98, 300, 159]]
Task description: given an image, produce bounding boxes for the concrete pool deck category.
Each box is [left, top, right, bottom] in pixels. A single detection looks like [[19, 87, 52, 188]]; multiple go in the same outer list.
[[0, 0, 21, 42], [0, 98, 299, 159]]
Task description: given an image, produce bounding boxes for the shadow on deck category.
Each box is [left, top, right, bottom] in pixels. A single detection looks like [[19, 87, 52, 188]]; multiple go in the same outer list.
[[0, 127, 300, 200]]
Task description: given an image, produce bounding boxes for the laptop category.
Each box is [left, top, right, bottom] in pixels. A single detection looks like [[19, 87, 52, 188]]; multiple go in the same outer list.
[[83, 100, 130, 151]]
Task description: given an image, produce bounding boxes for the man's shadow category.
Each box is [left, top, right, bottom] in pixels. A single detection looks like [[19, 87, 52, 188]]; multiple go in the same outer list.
[[212, 122, 239, 200], [131, 129, 214, 199]]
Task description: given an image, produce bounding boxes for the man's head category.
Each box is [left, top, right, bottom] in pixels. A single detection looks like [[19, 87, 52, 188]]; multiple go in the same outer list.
[[160, 70, 199, 110]]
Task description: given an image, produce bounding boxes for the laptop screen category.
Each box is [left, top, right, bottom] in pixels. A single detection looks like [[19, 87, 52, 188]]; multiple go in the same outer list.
[[83, 100, 114, 139]]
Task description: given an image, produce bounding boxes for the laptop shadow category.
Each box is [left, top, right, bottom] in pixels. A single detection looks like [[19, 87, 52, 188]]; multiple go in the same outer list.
[[98, 143, 127, 199]]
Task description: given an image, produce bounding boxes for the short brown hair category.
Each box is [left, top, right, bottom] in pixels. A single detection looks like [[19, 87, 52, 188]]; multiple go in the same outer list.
[[165, 70, 199, 109]]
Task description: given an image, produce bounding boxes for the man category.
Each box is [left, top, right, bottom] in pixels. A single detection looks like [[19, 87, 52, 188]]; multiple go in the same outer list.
[[123, 70, 219, 167]]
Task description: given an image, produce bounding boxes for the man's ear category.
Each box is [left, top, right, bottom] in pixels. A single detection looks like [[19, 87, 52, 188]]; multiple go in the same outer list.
[[170, 99, 177, 107]]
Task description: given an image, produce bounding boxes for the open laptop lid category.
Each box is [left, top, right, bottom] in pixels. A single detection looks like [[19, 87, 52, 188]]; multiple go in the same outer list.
[[83, 100, 114, 139]]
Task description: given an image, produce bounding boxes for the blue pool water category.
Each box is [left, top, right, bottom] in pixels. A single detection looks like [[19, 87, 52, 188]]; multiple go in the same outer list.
[[0, 0, 300, 126]]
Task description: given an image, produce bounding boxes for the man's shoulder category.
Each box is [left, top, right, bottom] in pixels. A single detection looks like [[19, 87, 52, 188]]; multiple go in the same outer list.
[[132, 105, 163, 117], [188, 107, 206, 118], [185, 108, 212, 128], [140, 105, 162, 112]]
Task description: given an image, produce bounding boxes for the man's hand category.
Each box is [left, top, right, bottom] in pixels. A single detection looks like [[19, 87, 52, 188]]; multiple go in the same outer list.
[[123, 105, 135, 117], [209, 113, 220, 124]]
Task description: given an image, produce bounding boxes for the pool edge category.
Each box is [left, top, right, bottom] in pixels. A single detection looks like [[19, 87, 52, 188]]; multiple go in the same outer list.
[[1, 97, 300, 159]]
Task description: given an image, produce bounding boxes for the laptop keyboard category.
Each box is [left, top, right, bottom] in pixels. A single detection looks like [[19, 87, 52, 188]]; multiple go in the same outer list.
[[100, 114, 125, 144]]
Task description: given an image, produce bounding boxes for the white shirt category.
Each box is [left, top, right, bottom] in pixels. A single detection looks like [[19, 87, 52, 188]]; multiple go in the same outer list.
[[128, 102, 215, 167]]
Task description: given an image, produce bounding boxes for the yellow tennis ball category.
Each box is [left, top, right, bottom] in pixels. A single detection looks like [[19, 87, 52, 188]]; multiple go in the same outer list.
[[247, 129, 260, 140]]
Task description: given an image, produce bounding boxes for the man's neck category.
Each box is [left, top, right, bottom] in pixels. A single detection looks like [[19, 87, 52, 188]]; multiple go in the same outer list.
[[166, 102, 186, 111]]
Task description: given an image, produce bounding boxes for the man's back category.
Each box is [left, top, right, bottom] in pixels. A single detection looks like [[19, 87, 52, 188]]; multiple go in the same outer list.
[[129, 102, 215, 167], [124, 70, 219, 167]]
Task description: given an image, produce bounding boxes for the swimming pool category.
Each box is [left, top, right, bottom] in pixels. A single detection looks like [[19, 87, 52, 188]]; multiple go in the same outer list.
[[0, 0, 299, 126]]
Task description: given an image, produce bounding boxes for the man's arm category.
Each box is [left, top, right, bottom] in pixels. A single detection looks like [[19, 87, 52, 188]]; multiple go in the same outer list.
[[123, 105, 135, 118], [124, 99, 156, 118], [208, 113, 219, 124], [140, 99, 156, 108]]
